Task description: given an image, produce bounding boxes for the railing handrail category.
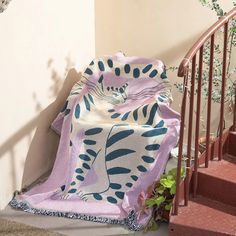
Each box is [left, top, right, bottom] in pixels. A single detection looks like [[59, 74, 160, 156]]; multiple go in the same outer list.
[[178, 7, 236, 77]]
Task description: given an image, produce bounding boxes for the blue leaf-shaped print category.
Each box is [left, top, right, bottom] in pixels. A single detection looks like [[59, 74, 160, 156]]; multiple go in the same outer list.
[[106, 130, 134, 148], [68, 189, 77, 193], [142, 156, 155, 163], [114, 124, 129, 127], [149, 69, 158, 78], [111, 113, 120, 119], [98, 61, 105, 71], [145, 144, 160, 151], [142, 64, 152, 73], [126, 183, 133, 188], [154, 120, 164, 128], [98, 74, 104, 83], [84, 96, 90, 111], [84, 68, 93, 75], [93, 193, 102, 200], [106, 149, 135, 162], [75, 168, 83, 174], [107, 59, 113, 68], [107, 196, 117, 204], [142, 105, 148, 117], [83, 139, 96, 145], [61, 101, 68, 112], [115, 191, 125, 199], [85, 128, 103, 135], [109, 183, 122, 190], [70, 140, 73, 146], [70, 181, 76, 186], [121, 112, 130, 121], [131, 175, 138, 181], [79, 154, 91, 161], [160, 71, 167, 79], [76, 175, 84, 181], [88, 94, 94, 104], [133, 68, 140, 78], [137, 165, 147, 172], [142, 127, 167, 137], [145, 103, 158, 125], [65, 109, 70, 115], [158, 97, 164, 102], [61, 185, 66, 191], [83, 163, 90, 170], [107, 167, 131, 175], [133, 108, 138, 121], [108, 109, 115, 113], [145, 143, 160, 151], [86, 149, 97, 157], [124, 64, 131, 73], [75, 104, 80, 119], [115, 68, 120, 76]]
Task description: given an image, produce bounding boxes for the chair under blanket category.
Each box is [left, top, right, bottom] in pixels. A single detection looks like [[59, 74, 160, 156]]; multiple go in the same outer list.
[[10, 52, 180, 231]]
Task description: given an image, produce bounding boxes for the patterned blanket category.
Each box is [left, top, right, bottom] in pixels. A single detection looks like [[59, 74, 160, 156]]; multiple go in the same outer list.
[[10, 53, 180, 231]]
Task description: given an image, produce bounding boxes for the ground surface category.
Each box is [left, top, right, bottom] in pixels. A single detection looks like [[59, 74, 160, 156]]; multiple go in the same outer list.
[[0, 205, 168, 236]]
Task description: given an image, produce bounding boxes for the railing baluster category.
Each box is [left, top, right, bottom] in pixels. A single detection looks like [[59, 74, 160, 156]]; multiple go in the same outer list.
[[193, 46, 203, 197], [219, 22, 228, 161], [184, 55, 196, 206], [174, 70, 189, 215], [205, 34, 215, 167], [234, 82, 236, 132]]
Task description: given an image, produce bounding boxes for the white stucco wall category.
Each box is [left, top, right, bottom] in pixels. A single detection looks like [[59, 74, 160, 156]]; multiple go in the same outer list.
[[0, 0, 95, 209]]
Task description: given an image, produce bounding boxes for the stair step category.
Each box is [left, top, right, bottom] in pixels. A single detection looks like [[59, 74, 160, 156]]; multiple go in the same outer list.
[[197, 154, 236, 207], [169, 196, 236, 236], [228, 132, 236, 156]]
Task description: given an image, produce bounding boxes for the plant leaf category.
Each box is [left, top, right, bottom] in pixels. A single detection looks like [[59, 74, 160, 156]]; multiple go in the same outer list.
[[154, 196, 166, 206], [165, 203, 172, 211]]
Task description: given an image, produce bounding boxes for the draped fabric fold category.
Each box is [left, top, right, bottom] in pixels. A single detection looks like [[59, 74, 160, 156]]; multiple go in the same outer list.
[[10, 53, 180, 231]]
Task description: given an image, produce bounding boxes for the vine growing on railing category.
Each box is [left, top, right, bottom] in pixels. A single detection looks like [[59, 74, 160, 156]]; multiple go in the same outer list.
[[173, 0, 236, 114]]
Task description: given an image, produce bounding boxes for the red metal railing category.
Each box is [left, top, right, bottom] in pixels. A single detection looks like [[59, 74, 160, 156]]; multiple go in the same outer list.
[[174, 7, 236, 215]]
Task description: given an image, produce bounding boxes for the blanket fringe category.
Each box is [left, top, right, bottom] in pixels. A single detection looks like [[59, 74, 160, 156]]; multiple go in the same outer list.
[[9, 193, 143, 231]]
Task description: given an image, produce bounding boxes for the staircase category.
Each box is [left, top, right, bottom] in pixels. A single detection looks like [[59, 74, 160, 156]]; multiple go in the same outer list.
[[170, 7, 236, 236], [169, 132, 236, 236]]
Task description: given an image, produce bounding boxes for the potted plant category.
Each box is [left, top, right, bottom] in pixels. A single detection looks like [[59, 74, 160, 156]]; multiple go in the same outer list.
[[143, 167, 185, 231]]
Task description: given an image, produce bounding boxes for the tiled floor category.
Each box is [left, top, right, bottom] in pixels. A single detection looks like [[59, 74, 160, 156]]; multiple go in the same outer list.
[[0, 205, 168, 236]]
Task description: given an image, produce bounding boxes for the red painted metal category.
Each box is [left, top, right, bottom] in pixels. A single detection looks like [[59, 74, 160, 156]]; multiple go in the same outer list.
[[228, 132, 236, 156], [233, 83, 236, 132], [205, 34, 215, 168], [219, 22, 228, 161], [174, 7, 236, 216], [185, 55, 196, 206], [193, 46, 203, 197], [174, 71, 189, 215]]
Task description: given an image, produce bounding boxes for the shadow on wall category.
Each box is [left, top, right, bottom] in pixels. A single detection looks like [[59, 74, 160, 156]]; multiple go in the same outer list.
[[0, 56, 78, 193]]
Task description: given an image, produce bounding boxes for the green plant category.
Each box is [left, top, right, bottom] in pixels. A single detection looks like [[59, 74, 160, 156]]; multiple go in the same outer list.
[[144, 167, 185, 231]]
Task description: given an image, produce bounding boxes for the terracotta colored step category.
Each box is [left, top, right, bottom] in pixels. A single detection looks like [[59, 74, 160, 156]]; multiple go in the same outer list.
[[197, 154, 236, 207], [228, 132, 236, 156], [169, 195, 236, 236]]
